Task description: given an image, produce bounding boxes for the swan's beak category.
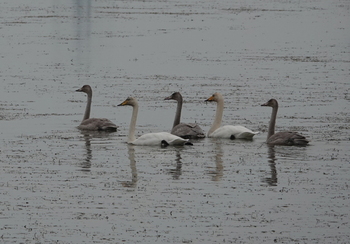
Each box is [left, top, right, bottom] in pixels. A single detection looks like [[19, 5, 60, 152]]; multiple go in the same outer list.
[[164, 95, 172, 100], [261, 102, 268, 106], [76, 88, 83, 92], [205, 95, 215, 102], [118, 100, 128, 106]]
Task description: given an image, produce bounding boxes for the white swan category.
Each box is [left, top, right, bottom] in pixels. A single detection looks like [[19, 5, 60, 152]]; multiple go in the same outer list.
[[205, 92, 258, 139], [76, 85, 118, 131], [164, 92, 205, 139], [118, 97, 192, 146], [261, 99, 309, 146]]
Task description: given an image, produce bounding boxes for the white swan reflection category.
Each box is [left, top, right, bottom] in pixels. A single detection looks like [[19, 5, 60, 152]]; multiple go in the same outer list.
[[120, 145, 138, 188], [166, 150, 183, 180], [206, 140, 224, 181]]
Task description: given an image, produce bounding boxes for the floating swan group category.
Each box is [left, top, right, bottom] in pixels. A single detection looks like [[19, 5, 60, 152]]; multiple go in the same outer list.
[[76, 85, 309, 147]]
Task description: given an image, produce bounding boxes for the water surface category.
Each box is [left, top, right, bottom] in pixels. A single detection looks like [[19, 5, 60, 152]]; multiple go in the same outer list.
[[1, 0, 349, 243]]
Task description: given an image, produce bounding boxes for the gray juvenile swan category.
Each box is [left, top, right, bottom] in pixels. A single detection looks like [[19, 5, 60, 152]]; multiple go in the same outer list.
[[261, 99, 309, 146], [164, 92, 205, 139], [76, 85, 118, 132]]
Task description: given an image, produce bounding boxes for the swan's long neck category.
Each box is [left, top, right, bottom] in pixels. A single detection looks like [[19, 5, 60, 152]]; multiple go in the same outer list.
[[83, 92, 92, 121], [267, 104, 278, 140], [208, 98, 224, 135], [128, 103, 138, 143], [173, 97, 183, 128]]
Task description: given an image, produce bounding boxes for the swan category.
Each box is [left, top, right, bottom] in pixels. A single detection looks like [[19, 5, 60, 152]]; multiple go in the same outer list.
[[205, 92, 258, 139], [164, 92, 205, 139], [76, 85, 118, 131], [118, 96, 192, 146], [261, 99, 309, 146]]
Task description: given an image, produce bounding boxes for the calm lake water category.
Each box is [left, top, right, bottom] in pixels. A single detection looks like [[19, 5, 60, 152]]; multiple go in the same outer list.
[[1, 0, 349, 243]]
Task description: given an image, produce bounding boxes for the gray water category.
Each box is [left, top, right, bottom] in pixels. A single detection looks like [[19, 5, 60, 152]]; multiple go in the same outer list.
[[1, 0, 349, 243]]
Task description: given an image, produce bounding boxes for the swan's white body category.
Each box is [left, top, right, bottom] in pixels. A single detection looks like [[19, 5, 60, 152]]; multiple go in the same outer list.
[[164, 92, 205, 139], [76, 85, 118, 132], [205, 92, 258, 139], [208, 125, 257, 139], [129, 132, 190, 146], [118, 97, 191, 146]]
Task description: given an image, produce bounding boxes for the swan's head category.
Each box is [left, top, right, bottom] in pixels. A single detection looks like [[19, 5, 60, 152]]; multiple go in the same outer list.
[[205, 92, 222, 103], [261, 99, 278, 108], [76, 85, 92, 94], [164, 92, 182, 101], [118, 97, 137, 107]]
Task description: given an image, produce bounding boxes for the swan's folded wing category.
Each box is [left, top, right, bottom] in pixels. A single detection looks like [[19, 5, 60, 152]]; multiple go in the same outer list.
[[268, 131, 309, 146], [78, 118, 118, 131], [171, 123, 205, 139]]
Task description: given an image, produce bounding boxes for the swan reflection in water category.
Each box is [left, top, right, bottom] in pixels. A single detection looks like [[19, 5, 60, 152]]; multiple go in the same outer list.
[[262, 145, 278, 186], [120, 145, 138, 188], [79, 131, 93, 171], [166, 150, 183, 180], [78, 131, 114, 172], [206, 140, 224, 181]]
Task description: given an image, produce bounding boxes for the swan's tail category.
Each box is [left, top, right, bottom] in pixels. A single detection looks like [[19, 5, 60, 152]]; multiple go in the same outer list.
[[238, 131, 259, 139], [99, 125, 118, 132], [170, 137, 193, 146], [293, 138, 309, 146], [290, 133, 309, 146]]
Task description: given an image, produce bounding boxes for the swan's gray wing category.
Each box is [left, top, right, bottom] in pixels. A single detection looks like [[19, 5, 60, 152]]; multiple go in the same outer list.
[[267, 131, 309, 146], [78, 118, 118, 132], [171, 123, 205, 139]]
